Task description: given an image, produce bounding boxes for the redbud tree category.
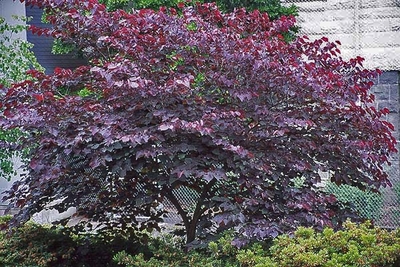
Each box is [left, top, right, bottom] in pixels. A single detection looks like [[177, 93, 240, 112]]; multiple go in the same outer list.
[[0, 0, 396, 245]]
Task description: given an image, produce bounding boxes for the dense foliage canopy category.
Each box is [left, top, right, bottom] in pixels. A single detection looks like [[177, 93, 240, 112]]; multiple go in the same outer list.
[[0, 0, 396, 245], [53, 0, 297, 54]]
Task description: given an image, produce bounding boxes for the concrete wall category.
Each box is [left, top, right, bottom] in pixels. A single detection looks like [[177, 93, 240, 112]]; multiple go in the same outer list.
[[373, 71, 400, 132], [282, 0, 400, 70]]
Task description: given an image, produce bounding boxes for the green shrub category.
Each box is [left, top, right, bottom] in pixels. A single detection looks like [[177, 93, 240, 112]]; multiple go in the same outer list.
[[73, 231, 147, 267], [0, 219, 76, 266], [253, 220, 400, 267], [115, 221, 400, 267], [2, 216, 399, 267], [0, 216, 146, 267], [113, 232, 241, 267]]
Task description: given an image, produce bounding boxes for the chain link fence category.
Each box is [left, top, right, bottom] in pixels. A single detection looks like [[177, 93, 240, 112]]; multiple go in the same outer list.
[[160, 179, 400, 229], [324, 179, 400, 229]]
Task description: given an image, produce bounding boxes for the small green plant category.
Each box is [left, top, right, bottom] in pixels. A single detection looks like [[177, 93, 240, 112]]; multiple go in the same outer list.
[[166, 51, 185, 71], [186, 21, 198, 31], [51, 38, 76, 55], [0, 128, 28, 181]]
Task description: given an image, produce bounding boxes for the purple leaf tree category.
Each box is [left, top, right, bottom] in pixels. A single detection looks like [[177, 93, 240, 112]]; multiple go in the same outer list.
[[0, 0, 396, 245]]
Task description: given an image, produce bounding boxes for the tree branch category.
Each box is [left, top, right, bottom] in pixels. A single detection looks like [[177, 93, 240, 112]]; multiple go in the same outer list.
[[163, 186, 190, 231], [186, 178, 217, 243]]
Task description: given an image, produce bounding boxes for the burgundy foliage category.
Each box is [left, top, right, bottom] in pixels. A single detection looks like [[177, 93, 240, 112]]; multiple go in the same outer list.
[[0, 0, 397, 245]]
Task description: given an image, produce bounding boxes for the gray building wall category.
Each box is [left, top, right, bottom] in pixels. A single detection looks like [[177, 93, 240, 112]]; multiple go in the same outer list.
[[282, 0, 400, 70]]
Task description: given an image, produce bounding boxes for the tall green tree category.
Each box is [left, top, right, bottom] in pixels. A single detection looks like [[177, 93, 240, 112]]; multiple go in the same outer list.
[[0, 16, 43, 180], [0, 16, 43, 87]]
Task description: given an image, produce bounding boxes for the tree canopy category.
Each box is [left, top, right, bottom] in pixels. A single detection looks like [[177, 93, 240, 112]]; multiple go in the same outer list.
[[0, 15, 43, 180], [53, 0, 297, 54], [97, 0, 297, 18], [0, 0, 397, 246]]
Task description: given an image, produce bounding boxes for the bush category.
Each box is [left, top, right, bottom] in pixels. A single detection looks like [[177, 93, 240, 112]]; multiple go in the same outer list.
[[0, 216, 147, 267], [240, 220, 400, 267], [1, 217, 399, 267], [113, 232, 241, 267], [73, 231, 147, 267], [0, 218, 76, 266], [114, 221, 400, 267]]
